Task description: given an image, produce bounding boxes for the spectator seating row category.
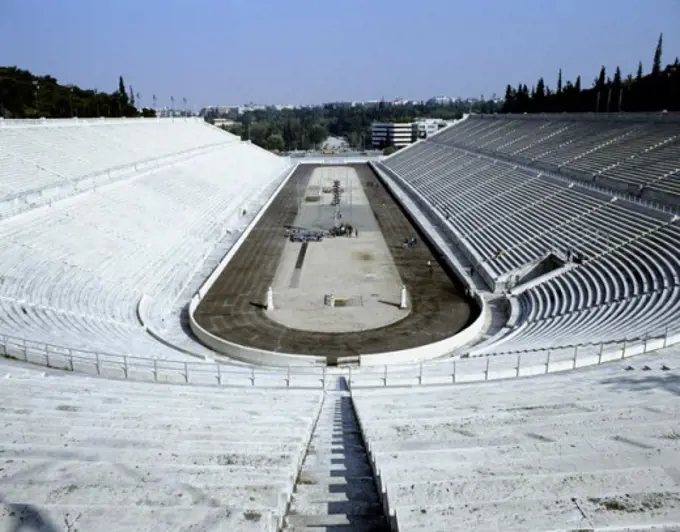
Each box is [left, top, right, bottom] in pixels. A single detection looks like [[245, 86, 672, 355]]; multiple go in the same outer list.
[[0, 365, 322, 531], [432, 114, 680, 203], [353, 351, 680, 531], [0, 117, 237, 217], [382, 114, 680, 354], [0, 119, 291, 361]]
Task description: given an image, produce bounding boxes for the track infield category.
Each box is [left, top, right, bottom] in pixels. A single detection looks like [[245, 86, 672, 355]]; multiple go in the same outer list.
[[193, 163, 475, 363]]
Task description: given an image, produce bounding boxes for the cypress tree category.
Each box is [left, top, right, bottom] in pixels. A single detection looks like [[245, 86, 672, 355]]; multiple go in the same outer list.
[[504, 84, 514, 111], [636, 61, 643, 80], [652, 33, 663, 76], [613, 66, 622, 86], [597, 66, 606, 88], [557, 68, 563, 93], [118, 76, 127, 100], [536, 78, 545, 99]]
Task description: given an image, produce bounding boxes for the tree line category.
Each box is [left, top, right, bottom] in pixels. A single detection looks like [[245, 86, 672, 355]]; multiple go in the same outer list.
[[0, 67, 155, 118], [502, 34, 679, 114], [204, 98, 501, 152]]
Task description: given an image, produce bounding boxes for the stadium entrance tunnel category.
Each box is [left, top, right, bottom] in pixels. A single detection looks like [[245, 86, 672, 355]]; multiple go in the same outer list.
[[497, 251, 572, 292], [190, 162, 481, 366]]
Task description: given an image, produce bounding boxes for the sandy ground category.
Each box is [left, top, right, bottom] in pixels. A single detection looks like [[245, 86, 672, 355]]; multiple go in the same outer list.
[[268, 166, 408, 332]]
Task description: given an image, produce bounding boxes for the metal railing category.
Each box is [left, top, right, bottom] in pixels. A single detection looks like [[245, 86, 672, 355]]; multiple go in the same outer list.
[[2, 327, 678, 389], [347, 328, 679, 388], [0, 333, 327, 389]]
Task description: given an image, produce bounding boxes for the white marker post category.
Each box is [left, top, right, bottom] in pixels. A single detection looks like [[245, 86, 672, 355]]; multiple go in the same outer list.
[[399, 285, 408, 309], [266, 286, 274, 311]]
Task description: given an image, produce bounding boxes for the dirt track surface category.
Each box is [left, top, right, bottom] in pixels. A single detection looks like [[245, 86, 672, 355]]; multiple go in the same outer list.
[[193, 163, 475, 363]]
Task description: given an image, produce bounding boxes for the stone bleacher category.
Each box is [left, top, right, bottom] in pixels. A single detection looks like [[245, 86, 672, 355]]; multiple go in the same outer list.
[[0, 118, 292, 362], [353, 350, 680, 531], [381, 113, 680, 355], [0, 117, 237, 217], [1, 113, 680, 532], [0, 367, 322, 531], [432, 113, 680, 204]]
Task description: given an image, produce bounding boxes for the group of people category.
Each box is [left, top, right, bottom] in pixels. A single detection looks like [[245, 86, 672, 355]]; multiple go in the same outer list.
[[329, 222, 359, 238], [402, 236, 418, 249]]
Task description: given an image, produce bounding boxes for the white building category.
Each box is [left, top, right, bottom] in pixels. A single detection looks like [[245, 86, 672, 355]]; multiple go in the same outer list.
[[371, 122, 415, 148], [372, 119, 451, 148]]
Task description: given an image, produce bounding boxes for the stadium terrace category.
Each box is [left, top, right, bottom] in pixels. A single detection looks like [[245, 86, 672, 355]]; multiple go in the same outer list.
[[1, 112, 680, 531]]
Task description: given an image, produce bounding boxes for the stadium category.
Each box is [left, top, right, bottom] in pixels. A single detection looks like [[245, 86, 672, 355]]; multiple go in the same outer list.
[[1, 110, 679, 531]]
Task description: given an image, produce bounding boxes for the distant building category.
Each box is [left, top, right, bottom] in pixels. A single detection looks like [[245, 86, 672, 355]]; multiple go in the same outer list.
[[427, 96, 454, 105], [372, 119, 451, 148], [213, 118, 235, 128], [415, 118, 450, 139], [371, 122, 415, 148]]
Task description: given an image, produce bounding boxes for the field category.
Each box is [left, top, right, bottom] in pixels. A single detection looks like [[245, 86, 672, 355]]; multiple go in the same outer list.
[[193, 163, 475, 363]]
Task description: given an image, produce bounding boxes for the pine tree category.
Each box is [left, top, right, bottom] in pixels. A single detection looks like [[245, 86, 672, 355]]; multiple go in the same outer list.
[[613, 66, 622, 86], [129, 85, 135, 106], [557, 68, 563, 93], [652, 32, 663, 76], [636, 61, 643, 80], [575, 76, 581, 92]]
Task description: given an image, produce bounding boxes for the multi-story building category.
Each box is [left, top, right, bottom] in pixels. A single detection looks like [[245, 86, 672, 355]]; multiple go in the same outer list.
[[371, 122, 415, 148], [372, 119, 451, 148]]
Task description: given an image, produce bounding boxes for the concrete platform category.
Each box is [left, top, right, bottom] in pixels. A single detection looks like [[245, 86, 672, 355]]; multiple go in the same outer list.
[[269, 166, 407, 333]]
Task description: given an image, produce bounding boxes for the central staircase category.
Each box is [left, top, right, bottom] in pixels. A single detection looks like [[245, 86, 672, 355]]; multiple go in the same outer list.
[[283, 381, 389, 531]]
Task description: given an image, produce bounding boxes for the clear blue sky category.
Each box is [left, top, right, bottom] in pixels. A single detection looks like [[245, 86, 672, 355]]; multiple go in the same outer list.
[[1, 0, 678, 108]]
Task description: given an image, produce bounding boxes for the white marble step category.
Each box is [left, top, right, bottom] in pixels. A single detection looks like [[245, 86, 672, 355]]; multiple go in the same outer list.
[[388, 466, 676, 506], [375, 446, 680, 481], [0, 458, 294, 486], [0, 503, 278, 532], [3, 480, 287, 509], [395, 491, 680, 532]]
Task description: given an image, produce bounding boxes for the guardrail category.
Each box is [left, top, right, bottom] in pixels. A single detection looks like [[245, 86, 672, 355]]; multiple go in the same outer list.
[[2, 328, 678, 389], [0, 333, 328, 388], [347, 328, 680, 388]]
